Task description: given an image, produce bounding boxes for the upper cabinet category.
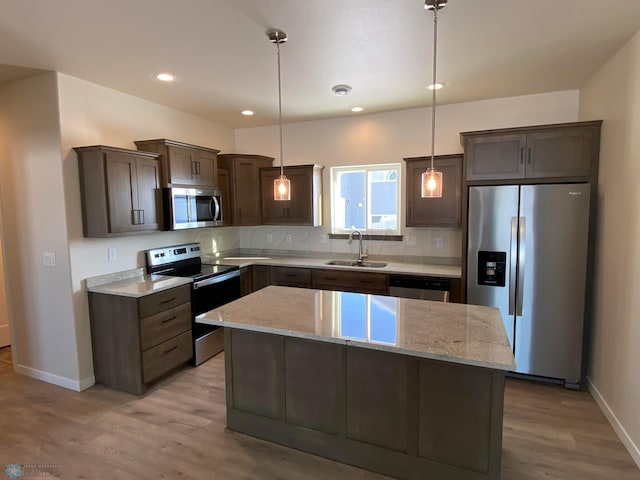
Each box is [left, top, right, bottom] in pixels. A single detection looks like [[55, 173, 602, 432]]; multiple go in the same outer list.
[[404, 154, 463, 227], [460, 121, 602, 182], [74, 145, 162, 237], [218, 154, 274, 226], [134, 139, 220, 187], [260, 165, 324, 226]]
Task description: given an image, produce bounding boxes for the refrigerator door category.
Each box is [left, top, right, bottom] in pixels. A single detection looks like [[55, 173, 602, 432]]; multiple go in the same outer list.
[[467, 186, 519, 348], [516, 183, 590, 383]]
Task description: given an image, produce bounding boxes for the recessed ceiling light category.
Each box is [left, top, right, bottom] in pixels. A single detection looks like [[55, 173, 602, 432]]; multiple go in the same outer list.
[[241, 110, 255, 116], [351, 107, 364, 112], [332, 84, 352, 96], [155, 72, 176, 82], [427, 82, 446, 90]]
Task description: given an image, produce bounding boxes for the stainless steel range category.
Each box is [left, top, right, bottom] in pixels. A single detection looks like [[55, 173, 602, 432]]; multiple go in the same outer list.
[[145, 243, 240, 365]]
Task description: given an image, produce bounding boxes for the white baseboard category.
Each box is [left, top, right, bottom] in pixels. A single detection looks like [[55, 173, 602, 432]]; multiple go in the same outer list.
[[14, 363, 95, 392], [587, 376, 640, 468]]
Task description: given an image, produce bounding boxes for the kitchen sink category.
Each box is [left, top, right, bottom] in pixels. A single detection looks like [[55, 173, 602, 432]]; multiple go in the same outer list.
[[325, 260, 387, 268]]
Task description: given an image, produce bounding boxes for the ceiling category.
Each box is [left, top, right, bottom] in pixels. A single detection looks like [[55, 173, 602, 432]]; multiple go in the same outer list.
[[1, 0, 640, 129]]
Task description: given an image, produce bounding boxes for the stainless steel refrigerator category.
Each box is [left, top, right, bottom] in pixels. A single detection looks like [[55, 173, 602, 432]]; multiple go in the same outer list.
[[466, 183, 590, 387]]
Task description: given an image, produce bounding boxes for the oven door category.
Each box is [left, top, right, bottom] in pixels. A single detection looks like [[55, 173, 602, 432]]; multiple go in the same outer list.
[[163, 187, 222, 230], [191, 270, 241, 365]]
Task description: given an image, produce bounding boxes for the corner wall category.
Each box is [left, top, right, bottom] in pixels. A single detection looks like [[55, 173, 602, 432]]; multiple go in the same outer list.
[[579, 30, 640, 466], [0, 73, 80, 386]]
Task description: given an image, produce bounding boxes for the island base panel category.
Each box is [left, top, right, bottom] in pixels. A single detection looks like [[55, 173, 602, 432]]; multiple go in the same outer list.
[[224, 328, 505, 480]]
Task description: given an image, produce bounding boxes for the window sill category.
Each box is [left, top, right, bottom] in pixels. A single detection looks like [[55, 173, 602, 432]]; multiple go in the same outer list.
[[328, 233, 403, 242]]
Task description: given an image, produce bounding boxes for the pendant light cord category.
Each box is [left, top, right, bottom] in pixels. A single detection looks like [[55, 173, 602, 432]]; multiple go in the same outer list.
[[430, 6, 438, 171], [276, 38, 284, 177]]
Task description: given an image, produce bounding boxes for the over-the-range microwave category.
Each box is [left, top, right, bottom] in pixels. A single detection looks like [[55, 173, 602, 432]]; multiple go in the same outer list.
[[162, 187, 223, 230]]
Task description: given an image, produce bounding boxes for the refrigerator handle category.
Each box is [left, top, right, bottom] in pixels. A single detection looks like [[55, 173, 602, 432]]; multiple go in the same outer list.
[[517, 217, 526, 316], [509, 216, 517, 315]]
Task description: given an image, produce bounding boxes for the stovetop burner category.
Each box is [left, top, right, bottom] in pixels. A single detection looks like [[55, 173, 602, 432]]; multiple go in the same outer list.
[[144, 243, 238, 280]]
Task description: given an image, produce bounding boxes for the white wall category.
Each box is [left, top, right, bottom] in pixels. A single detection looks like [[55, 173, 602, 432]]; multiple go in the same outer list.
[[579, 30, 640, 466], [235, 90, 580, 260], [0, 164, 11, 348], [56, 73, 239, 384], [0, 73, 80, 385]]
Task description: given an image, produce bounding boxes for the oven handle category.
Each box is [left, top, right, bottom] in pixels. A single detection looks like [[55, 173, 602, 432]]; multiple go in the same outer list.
[[193, 270, 240, 290]]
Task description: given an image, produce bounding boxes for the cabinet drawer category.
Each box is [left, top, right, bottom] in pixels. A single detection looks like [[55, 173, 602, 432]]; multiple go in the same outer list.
[[312, 270, 388, 294], [142, 330, 193, 383], [140, 302, 191, 350], [138, 285, 190, 318], [272, 267, 312, 287]]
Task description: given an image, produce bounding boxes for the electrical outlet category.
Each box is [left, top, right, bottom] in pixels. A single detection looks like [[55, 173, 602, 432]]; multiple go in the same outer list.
[[267, 233, 273, 243], [434, 238, 444, 248], [406, 236, 417, 247], [108, 247, 117, 261], [320, 234, 327, 245], [43, 252, 56, 267], [286, 234, 292, 243]]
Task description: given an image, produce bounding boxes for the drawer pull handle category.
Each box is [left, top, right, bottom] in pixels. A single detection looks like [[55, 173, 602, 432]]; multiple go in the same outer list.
[[324, 277, 338, 281], [161, 316, 177, 324], [360, 280, 374, 284], [285, 273, 299, 277], [163, 345, 178, 355], [159, 297, 176, 304]]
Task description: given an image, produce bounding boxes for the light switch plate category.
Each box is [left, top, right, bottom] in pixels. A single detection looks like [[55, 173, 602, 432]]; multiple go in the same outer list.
[[108, 247, 117, 261], [434, 238, 444, 248], [43, 252, 56, 267], [267, 233, 273, 243], [406, 236, 417, 247]]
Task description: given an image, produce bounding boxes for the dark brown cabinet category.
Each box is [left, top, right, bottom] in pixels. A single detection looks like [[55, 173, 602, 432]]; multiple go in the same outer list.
[[75, 145, 162, 237], [311, 269, 388, 295], [404, 154, 463, 227], [239, 266, 252, 297], [218, 154, 274, 226], [88, 285, 192, 395], [461, 122, 600, 182], [272, 267, 312, 288], [251, 265, 272, 292], [261, 165, 324, 226], [134, 139, 220, 187]]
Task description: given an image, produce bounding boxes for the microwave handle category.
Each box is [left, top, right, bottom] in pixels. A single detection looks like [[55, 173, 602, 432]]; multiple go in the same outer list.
[[211, 196, 220, 221]]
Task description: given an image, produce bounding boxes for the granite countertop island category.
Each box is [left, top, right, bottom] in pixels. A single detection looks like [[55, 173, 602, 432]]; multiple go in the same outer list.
[[198, 285, 513, 371], [203, 285, 514, 480]]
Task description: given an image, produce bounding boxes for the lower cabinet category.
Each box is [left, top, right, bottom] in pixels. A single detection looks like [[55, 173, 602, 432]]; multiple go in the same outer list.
[[272, 266, 312, 288], [88, 285, 192, 395], [311, 269, 388, 295]]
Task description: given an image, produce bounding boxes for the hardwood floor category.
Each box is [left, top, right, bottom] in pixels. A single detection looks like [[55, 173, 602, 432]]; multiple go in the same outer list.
[[0, 354, 638, 480]]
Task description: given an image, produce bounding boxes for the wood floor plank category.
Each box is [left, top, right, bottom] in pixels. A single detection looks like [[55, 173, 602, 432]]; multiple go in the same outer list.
[[0, 351, 638, 479]]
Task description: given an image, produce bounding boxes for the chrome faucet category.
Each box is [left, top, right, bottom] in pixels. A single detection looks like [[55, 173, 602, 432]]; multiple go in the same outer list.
[[348, 230, 368, 264]]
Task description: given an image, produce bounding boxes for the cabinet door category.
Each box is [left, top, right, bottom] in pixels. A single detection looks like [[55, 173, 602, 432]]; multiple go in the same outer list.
[[105, 153, 138, 233], [464, 133, 526, 181], [406, 156, 462, 227], [167, 145, 196, 185], [285, 168, 314, 224], [251, 265, 271, 292], [525, 127, 593, 178], [218, 167, 232, 226], [261, 167, 288, 224], [240, 267, 252, 297], [135, 156, 162, 232], [195, 150, 218, 186], [234, 160, 263, 225]]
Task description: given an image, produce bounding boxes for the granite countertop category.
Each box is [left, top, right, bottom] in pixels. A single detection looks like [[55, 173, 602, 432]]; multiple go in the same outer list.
[[204, 255, 461, 278], [198, 285, 515, 371], [86, 268, 192, 298]]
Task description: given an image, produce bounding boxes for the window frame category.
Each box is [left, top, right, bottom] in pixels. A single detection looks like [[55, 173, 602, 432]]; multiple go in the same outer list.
[[330, 163, 401, 235]]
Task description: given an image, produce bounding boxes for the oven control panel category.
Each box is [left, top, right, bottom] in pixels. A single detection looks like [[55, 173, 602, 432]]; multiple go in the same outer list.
[[146, 243, 202, 267]]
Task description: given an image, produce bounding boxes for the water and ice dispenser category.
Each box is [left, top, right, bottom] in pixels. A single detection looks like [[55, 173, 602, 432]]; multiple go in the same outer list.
[[477, 251, 506, 287]]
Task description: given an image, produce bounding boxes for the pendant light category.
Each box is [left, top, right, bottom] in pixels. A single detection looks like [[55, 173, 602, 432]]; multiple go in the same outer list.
[[421, 0, 446, 198], [268, 29, 291, 201]]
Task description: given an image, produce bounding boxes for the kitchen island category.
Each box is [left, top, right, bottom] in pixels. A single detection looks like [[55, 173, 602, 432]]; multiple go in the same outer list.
[[198, 286, 515, 480]]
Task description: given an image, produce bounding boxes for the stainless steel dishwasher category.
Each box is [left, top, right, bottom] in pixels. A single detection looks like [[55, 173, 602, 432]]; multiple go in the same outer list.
[[389, 275, 450, 302]]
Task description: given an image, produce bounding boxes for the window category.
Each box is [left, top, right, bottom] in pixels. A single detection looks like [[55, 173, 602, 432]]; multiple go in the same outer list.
[[331, 164, 400, 234]]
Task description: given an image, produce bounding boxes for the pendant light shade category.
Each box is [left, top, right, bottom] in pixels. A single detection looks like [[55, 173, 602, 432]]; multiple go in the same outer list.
[[421, 168, 443, 198], [421, 0, 446, 199], [268, 29, 291, 201]]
